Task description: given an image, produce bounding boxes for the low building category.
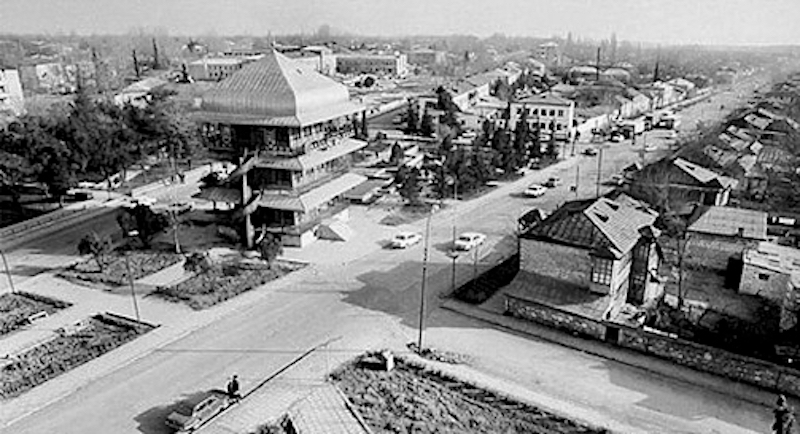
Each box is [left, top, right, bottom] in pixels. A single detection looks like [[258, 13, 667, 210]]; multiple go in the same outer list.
[[193, 50, 369, 248], [113, 77, 168, 108], [686, 205, 768, 272], [629, 157, 738, 208], [335, 53, 408, 77], [740, 242, 800, 331], [506, 195, 662, 325], [187, 58, 248, 81], [281, 46, 336, 76], [0, 69, 25, 121]]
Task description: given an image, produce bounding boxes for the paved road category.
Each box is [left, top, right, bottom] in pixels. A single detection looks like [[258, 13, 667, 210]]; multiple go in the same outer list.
[[2, 78, 774, 434]]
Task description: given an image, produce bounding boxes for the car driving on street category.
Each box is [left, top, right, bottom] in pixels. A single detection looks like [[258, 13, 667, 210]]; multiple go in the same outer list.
[[543, 176, 562, 188], [454, 232, 486, 251], [523, 184, 547, 197], [390, 232, 422, 249]]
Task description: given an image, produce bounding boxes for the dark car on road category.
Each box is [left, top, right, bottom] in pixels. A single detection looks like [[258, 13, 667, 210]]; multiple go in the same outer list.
[[166, 389, 231, 433]]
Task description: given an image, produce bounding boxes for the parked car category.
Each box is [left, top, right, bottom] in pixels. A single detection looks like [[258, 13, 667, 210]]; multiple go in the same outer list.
[[390, 232, 422, 249], [543, 177, 561, 188], [454, 232, 486, 251], [583, 147, 597, 156], [523, 184, 547, 197], [165, 389, 231, 433], [127, 196, 157, 208]]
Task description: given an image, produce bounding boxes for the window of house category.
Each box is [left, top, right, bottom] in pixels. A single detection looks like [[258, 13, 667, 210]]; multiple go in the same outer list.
[[558, 109, 565, 117], [759, 273, 770, 281], [531, 108, 539, 115], [591, 257, 613, 285], [549, 109, 556, 116]]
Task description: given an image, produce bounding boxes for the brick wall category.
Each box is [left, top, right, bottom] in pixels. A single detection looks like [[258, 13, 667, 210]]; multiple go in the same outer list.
[[520, 239, 591, 288], [505, 295, 606, 340]]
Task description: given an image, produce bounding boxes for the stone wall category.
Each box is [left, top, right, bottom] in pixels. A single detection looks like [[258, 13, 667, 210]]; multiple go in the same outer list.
[[617, 325, 800, 396], [505, 292, 800, 397], [505, 294, 606, 340]]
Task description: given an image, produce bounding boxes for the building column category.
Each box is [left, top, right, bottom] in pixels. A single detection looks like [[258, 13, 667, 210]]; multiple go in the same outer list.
[[241, 157, 254, 249]]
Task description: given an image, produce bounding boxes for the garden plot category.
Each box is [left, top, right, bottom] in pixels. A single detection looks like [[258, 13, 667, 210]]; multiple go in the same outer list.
[[59, 251, 183, 288], [0, 292, 72, 337], [331, 354, 608, 434], [150, 260, 304, 310], [0, 314, 153, 399]]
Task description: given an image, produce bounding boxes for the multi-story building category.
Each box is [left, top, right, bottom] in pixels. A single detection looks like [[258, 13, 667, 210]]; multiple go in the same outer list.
[[188, 58, 248, 81], [0, 69, 24, 120], [281, 46, 336, 76], [194, 50, 369, 247], [496, 94, 576, 141], [335, 53, 408, 77], [407, 49, 446, 67]]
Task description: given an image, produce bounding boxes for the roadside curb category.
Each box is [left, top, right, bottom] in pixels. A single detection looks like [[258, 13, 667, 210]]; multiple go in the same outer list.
[[441, 298, 775, 408]]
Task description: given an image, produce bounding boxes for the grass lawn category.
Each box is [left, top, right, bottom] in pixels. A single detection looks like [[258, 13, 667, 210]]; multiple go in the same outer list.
[[0, 292, 72, 337], [59, 251, 183, 287], [331, 354, 608, 434], [150, 260, 304, 310], [0, 314, 153, 400]]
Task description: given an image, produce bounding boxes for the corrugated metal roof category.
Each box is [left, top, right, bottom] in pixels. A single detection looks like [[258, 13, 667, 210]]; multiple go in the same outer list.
[[674, 158, 737, 188], [194, 187, 241, 203], [687, 206, 767, 240], [198, 49, 364, 127], [584, 198, 657, 256]]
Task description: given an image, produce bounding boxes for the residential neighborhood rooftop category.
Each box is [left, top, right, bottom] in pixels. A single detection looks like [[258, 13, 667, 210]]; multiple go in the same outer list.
[[687, 206, 768, 240]]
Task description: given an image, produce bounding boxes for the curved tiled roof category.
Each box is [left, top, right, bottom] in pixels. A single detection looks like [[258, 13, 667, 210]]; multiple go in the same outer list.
[[199, 50, 363, 127]]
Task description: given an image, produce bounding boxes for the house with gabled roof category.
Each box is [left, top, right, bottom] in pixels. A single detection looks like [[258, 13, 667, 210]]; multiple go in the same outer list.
[[192, 49, 369, 247], [504, 196, 663, 326], [629, 157, 738, 209]]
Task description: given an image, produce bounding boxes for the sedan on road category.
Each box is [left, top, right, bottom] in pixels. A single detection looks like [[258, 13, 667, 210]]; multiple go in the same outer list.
[[454, 232, 486, 251], [523, 184, 547, 197], [166, 389, 231, 433], [390, 232, 422, 249], [543, 177, 562, 188]]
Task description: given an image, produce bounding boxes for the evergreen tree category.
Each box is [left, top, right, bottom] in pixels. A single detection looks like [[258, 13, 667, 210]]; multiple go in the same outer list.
[[395, 166, 422, 205], [405, 102, 419, 134], [420, 109, 434, 137]]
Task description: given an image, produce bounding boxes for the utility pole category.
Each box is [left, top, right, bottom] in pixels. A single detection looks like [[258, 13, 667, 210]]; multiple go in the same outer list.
[[417, 204, 437, 352], [132, 49, 140, 79], [574, 164, 580, 198], [595, 146, 603, 198], [1, 248, 16, 293], [595, 47, 601, 81]]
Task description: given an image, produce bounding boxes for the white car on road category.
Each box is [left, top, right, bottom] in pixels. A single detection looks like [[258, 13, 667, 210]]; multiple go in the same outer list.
[[523, 184, 547, 197], [390, 232, 422, 249], [454, 232, 486, 251]]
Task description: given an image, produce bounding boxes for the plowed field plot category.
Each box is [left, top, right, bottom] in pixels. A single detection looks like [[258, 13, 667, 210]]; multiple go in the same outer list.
[[332, 354, 608, 434]]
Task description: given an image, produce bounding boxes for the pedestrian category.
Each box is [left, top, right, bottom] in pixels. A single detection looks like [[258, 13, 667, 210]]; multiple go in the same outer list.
[[773, 394, 795, 434], [227, 375, 241, 402], [179, 172, 186, 184]]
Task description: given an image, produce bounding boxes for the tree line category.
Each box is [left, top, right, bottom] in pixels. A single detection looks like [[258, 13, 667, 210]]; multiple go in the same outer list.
[[0, 88, 202, 203]]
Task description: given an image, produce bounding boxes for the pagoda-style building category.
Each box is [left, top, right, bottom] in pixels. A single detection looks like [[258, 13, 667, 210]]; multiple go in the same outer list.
[[194, 50, 369, 247]]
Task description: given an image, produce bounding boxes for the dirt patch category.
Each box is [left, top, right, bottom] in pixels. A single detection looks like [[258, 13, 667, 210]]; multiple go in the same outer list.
[[59, 251, 183, 287], [149, 260, 304, 310], [331, 354, 608, 434], [0, 314, 153, 399], [379, 203, 439, 226], [0, 292, 72, 337]]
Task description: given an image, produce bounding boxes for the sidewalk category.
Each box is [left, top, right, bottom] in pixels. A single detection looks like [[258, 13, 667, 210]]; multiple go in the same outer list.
[[441, 297, 777, 408], [0, 263, 315, 428]]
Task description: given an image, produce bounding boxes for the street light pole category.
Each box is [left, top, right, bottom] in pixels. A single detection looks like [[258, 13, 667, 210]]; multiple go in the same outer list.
[[417, 204, 436, 353], [1, 248, 16, 293], [124, 250, 141, 322]]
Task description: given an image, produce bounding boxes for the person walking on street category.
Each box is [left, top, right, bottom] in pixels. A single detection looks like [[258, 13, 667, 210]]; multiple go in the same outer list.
[[227, 375, 241, 403], [773, 394, 795, 434]]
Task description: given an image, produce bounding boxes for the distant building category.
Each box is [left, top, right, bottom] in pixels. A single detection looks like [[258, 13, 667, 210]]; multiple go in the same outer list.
[[407, 49, 446, 67], [335, 53, 408, 77], [497, 94, 576, 142], [535, 41, 559, 64], [188, 58, 248, 81], [280, 46, 336, 75], [113, 77, 168, 108], [193, 50, 369, 248], [0, 68, 24, 121], [629, 158, 737, 208], [18, 61, 96, 94]]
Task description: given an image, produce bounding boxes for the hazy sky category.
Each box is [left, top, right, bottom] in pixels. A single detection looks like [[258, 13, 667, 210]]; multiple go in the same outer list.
[[2, 0, 798, 46]]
